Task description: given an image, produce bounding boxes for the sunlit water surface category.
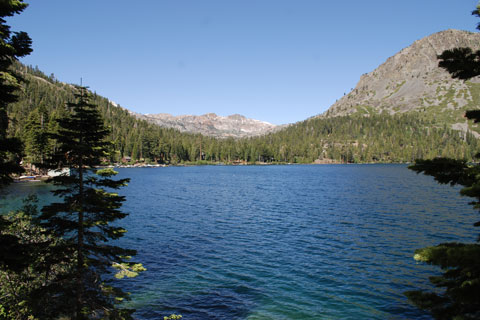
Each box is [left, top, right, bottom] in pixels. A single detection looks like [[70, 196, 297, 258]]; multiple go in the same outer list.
[[2, 164, 477, 319]]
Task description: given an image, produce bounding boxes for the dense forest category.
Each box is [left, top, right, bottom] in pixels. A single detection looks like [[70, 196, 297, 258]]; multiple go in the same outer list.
[[7, 61, 479, 167]]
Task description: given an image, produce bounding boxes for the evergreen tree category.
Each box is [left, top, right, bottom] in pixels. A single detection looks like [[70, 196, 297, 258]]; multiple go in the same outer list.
[[0, 0, 32, 273], [23, 104, 50, 171], [405, 3, 480, 319], [0, 195, 72, 319], [39, 87, 144, 319], [0, 0, 32, 186], [407, 158, 480, 319]]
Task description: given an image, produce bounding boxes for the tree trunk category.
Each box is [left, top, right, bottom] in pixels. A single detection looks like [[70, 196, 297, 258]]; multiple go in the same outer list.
[[76, 158, 84, 319]]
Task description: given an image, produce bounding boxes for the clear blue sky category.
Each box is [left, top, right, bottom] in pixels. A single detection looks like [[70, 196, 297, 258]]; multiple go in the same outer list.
[[7, 0, 479, 124]]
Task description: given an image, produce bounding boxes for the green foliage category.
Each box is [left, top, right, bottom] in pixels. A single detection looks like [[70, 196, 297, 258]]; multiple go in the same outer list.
[[113, 259, 147, 279], [38, 88, 143, 319], [405, 5, 480, 318], [0, 0, 33, 280], [0, 195, 71, 320], [253, 112, 477, 163], [435, 4, 480, 82], [438, 47, 480, 80], [0, 0, 31, 186], [412, 243, 480, 268], [354, 105, 375, 115], [408, 157, 480, 319], [23, 104, 51, 168], [6, 60, 478, 167]]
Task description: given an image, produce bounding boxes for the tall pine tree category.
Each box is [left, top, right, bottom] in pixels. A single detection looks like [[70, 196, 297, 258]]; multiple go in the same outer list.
[[39, 86, 144, 319]]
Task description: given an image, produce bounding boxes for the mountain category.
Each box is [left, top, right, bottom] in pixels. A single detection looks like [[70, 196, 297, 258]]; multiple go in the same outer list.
[[130, 112, 278, 138], [322, 29, 480, 136], [7, 29, 480, 165]]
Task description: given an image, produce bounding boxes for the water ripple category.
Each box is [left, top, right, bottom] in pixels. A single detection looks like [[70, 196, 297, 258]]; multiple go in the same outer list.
[[113, 165, 477, 319]]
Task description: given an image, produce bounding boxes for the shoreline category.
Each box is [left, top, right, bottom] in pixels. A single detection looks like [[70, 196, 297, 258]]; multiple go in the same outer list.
[[111, 161, 411, 168], [14, 162, 412, 182]]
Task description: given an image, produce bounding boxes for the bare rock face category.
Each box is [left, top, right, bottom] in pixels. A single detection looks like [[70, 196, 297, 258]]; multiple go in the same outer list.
[[322, 30, 480, 131], [132, 112, 278, 138]]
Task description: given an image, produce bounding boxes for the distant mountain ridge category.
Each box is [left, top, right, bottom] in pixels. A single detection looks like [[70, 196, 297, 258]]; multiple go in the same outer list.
[[129, 30, 480, 139], [6, 35, 479, 165], [129, 111, 279, 138], [322, 29, 480, 135]]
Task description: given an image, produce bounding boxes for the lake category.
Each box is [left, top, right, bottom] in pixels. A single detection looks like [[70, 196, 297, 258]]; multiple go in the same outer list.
[[2, 164, 478, 319]]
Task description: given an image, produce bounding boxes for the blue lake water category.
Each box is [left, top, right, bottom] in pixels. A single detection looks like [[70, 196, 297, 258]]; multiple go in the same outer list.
[[2, 164, 478, 319]]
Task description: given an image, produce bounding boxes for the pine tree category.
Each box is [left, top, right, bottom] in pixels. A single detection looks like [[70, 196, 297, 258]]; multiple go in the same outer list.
[[405, 3, 480, 319], [0, 0, 32, 272], [0, 195, 72, 319], [23, 104, 51, 171], [39, 87, 144, 319], [0, 0, 32, 186]]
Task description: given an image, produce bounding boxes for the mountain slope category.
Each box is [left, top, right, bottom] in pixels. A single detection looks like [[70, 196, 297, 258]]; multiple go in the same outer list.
[[7, 30, 480, 165], [131, 112, 278, 138], [323, 29, 480, 135]]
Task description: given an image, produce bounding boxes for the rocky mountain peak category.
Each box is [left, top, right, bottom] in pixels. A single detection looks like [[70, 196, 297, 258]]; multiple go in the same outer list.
[[203, 113, 218, 119], [227, 114, 247, 121], [323, 29, 480, 124], [133, 112, 278, 139]]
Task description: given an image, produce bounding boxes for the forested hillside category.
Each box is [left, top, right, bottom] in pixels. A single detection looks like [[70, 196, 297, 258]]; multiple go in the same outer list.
[[7, 61, 479, 165], [249, 113, 478, 163], [8, 62, 202, 164]]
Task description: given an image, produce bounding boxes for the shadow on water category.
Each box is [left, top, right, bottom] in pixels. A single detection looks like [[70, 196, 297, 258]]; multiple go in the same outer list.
[[0, 181, 56, 213], [129, 283, 259, 320]]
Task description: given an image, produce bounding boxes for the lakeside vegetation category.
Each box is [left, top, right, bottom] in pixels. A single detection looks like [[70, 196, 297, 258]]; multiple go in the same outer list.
[[402, 5, 480, 319], [1, 2, 143, 318], [6, 61, 480, 171]]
